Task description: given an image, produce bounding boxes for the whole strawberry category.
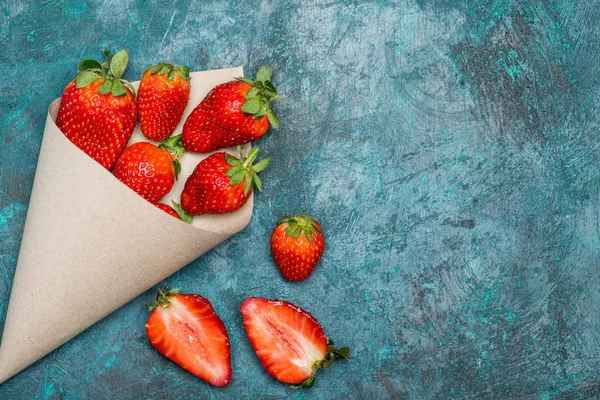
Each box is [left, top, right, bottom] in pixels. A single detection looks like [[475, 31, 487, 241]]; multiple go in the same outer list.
[[182, 66, 283, 153], [113, 135, 184, 203], [154, 202, 192, 223], [180, 146, 269, 215], [56, 50, 137, 170], [270, 215, 325, 282], [138, 63, 191, 141]]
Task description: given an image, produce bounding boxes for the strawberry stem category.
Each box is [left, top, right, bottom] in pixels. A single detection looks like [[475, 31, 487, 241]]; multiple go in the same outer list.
[[146, 287, 181, 311], [291, 339, 350, 390], [291, 376, 315, 389], [242, 147, 259, 168]]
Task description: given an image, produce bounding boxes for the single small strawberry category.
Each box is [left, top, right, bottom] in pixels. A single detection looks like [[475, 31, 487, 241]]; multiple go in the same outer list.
[[270, 214, 325, 282], [240, 298, 350, 388], [56, 49, 137, 170], [180, 146, 269, 215], [182, 66, 283, 153], [154, 202, 193, 223], [146, 288, 231, 386], [113, 135, 184, 203], [138, 63, 191, 141]]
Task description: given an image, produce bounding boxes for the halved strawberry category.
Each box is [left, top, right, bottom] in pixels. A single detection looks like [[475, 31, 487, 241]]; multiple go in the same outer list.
[[240, 297, 350, 388], [146, 288, 231, 386]]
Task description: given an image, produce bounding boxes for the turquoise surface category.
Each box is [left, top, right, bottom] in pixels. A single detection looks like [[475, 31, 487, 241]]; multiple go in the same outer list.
[[1, 0, 600, 398]]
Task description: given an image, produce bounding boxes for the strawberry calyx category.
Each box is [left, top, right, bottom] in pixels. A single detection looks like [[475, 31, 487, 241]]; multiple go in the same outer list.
[[75, 49, 135, 96], [172, 201, 193, 224], [159, 134, 185, 180], [278, 214, 322, 242], [291, 339, 351, 389], [146, 62, 191, 82], [224, 146, 270, 196], [235, 66, 284, 129], [146, 287, 181, 311]]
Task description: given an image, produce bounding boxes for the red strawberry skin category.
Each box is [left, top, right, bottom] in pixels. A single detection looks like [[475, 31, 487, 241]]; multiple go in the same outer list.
[[180, 152, 251, 216], [138, 67, 190, 141], [146, 293, 231, 387], [271, 216, 325, 282], [182, 81, 269, 153], [155, 203, 181, 220], [56, 79, 137, 170], [240, 298, 328, 384], [113, 142, 175, 203]]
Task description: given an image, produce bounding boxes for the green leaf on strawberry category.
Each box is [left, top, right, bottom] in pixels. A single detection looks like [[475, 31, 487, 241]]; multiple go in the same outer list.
[[158, 134, 185, 180], [77, 59, 102, 71], [224, 146, 269, 195], [267, 109, 280, 129], [74, 49, 135, 96], [109, 49, 129, 79], [254, 66, 273, 83], [172, 201, 193, 224], [111, 79, 126, 96], [75, 70, 102, 88], [234, 66, 282, 129], [98, 79, 113, 95]]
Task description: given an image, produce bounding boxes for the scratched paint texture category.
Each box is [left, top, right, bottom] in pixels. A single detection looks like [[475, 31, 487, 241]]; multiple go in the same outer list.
[[1, 0, 599, 398]]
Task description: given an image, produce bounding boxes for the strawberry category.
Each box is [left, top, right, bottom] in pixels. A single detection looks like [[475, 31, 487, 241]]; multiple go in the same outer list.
[[180, 146, 269, 215], [146, 288, 231, 387], [138, 63, 191, 141], [240, 298, 350, 388], [113, 135, 184, 203], [154, 202, 192, 223], [182, 66, 283, 153], [56, 49, 137, 170], [270, 215, 325, 282]]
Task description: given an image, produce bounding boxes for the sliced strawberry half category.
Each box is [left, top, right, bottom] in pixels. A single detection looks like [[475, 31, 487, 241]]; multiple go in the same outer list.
[[146, 288, 231, 386], [240, 297, 350, 388]]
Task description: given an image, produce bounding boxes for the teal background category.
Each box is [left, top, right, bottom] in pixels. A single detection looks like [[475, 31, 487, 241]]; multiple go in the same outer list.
[[1, 0, 600, 399]]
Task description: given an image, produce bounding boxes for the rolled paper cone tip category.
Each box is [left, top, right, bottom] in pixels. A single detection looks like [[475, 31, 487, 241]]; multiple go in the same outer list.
[[0, 67, 251, 383]]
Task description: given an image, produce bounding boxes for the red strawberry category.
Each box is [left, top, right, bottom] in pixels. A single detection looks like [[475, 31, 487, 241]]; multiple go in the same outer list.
[[138, 63, 191, 141], [180, 146, 269, 215], [240, 298, 350, 388], [113, 135, 184, 203], [146, 288, 231, 387], [154, 202, 192, 223], [182, 66, 283, 153], [56, 50, 137, 170], [270, 215, 325, 281]]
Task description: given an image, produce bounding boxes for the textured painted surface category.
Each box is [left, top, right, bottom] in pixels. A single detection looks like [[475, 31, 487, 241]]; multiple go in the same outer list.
[[1, 0, 600, 398]]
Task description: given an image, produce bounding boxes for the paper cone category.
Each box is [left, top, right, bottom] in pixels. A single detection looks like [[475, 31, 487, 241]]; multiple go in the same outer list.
[[0, 67, 252, 383]]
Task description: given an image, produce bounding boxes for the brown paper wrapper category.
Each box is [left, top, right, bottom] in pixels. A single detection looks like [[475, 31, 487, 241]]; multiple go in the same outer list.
[[0, 67, 251, 383]]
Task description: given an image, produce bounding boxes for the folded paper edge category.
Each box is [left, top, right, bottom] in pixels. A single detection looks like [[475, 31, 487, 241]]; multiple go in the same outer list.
[[0, 66, 253, 384]]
